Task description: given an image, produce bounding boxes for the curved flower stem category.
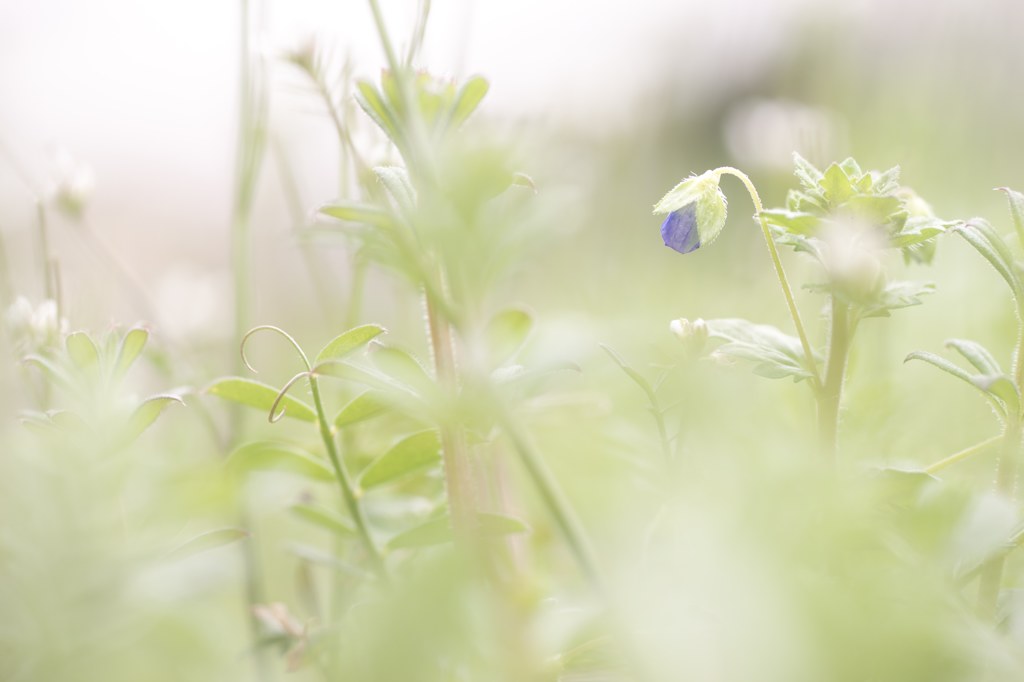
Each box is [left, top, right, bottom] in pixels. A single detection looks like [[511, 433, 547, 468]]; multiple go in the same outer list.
[[715, 167, 821, 391], [308, 373, 387, 579]]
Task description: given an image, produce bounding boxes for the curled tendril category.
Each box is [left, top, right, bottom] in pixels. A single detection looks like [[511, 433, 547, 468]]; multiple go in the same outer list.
[[269, 370, 316, 423], [241, 325, 311, 375]]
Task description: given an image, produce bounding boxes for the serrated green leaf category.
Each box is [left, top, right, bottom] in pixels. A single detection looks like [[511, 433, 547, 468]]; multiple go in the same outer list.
[[169, 528, 248, 559], [290, 503, 355, 537], [485, 307, 534, 367], [314, 324, 387, 365], [113, 327, 148, 382], [705, 318, 819, 382], [228, 442, 335, 481], [334, 390, 389, 429], [65, 331, 99, 373], [819, 162, 855, 206], [449, 75, 489, 129], [792, 152, 824, 190], [860, 281, 936, 318], [359, 429, 441, 489], [759, 209, 820, 235], [945, 339, 1004, 376], [120, 394, 183, 446], [206, 378, 316, 422]]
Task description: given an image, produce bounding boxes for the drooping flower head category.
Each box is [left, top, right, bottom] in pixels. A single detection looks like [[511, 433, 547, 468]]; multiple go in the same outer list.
[[652, 170, 728, 254]]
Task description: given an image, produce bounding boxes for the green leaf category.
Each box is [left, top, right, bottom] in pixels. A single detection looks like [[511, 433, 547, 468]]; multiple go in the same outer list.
[[859, 281, 936, 318], [386, 511, 529, 550], [759, 209, 819, 235], [319, 202, 394, 229], [120, 394, 184, 446], [485, 307, 534, 367], [819, 162, 855, 206], [228, 441, 335, 482], [314, 324, 387, 365], [354, 80, 403, 144], [334, 390, 389, 429], [600, 344, 656, 403], [792, 152, 824, 190], [705, 318, 819, 382], [290, 503, 355, 537], [206, 378, 316, 422], [953, 221, 1021, 298], [944, 339, 1004, 376], [373, 166, 416, 213], [369, 345, 434, 395], [448, 75, 489, 129], [65, 331, 99, 373], [359, 430, 441, 489], [113, 327, 148, 382], [168, 528, 248, 559], [905, 351, 1008, 416], [973, 375, 1020, 415], [21, 354, 76, 390], [386, 516, 450, 549], [997, 187, 1024, 247]]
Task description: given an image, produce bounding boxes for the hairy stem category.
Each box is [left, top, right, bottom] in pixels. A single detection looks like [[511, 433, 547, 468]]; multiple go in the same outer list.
[[977, 418, 1022, 618], [424, 292, 480, 538], [716, 167, 821, 390], [817, 296, 851, 462]]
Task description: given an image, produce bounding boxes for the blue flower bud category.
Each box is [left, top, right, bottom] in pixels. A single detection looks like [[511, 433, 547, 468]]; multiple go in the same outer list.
[[653, 170, 728, 254], [661, 204, 701, 254]]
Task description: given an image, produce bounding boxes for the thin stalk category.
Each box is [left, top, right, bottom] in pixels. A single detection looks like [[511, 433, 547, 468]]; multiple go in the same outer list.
[[36, 202, 55, 301], [716, 167, 821, 390], [977, 304, 1024, 618], [924, 435, 1002, 474], [424, 291, 480, 537], [817, 296, 851, 462], [308, 374, 388, 578], [977, 418, 1022, 618], [497, 410, 604, 592], [0, 223, 13, 307]]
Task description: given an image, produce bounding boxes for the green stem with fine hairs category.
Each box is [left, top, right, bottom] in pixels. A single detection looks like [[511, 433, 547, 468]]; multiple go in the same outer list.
[[715, 167, 821, 391]]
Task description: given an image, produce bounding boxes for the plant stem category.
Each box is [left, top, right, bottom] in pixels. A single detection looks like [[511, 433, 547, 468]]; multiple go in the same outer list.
[[424, 291, 480, 538], [308, 374, 387, 578], [924, 435, 1002, 474], [817, 296, 851, 462], [716, 167, 821, 390], [497, 411, 604, 592], [977, 418, 1022, 618], [36, 202, 56, 302]]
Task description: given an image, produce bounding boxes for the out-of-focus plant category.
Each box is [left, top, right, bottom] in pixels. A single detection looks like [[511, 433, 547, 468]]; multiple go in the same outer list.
[[654, 155, 952, 460], [204, 1, 607, 678], [906, 189, 1024, 621]]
